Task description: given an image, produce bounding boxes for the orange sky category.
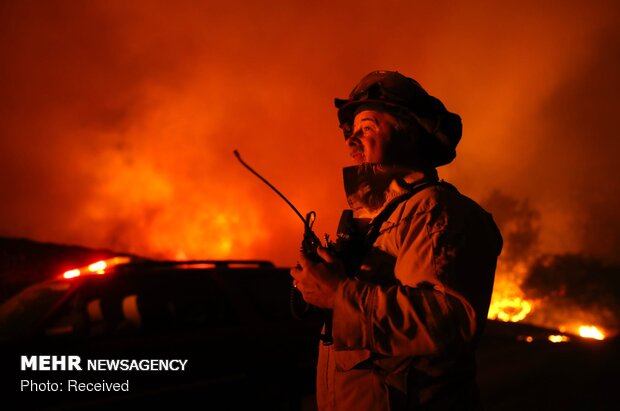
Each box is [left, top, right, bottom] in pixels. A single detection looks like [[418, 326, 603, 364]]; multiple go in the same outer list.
[[1, 0, 619, 267]]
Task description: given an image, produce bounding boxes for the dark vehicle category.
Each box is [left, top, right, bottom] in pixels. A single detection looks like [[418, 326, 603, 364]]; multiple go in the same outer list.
[[0, 258, 323, 410]]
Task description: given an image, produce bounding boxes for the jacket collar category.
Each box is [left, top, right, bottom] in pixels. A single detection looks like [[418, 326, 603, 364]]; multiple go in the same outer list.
[[343, 164, 438, 220]]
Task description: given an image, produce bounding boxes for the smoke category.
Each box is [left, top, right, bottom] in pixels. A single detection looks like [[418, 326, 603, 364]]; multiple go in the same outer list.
[[528, 28, 620, 263], [482, 190, 541, 269], [0, 0, 619, 268], [481, 190, 620, 335]]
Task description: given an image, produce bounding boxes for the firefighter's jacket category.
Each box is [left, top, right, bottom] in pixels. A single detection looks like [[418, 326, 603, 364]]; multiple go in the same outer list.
[[316, 165, 502, 410]]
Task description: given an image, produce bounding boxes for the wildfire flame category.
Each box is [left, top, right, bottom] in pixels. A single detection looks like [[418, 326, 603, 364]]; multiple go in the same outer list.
[[78, 155, 270, 261], [488, 296, 533, 323], [578, 325, 605, 340], [487, 262, 610, 341], [548, 335, 570, 343], [487, 263, 535, 323]]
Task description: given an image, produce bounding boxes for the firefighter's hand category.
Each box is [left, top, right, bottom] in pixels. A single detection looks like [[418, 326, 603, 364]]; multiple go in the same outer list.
[[290, 247, 346, 309]]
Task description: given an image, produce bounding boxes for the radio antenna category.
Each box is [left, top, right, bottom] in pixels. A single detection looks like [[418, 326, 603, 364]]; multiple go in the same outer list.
[[234, 150, 307, 225]]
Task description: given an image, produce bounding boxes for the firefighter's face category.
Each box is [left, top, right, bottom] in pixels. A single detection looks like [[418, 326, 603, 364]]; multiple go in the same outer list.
[[346, 110, 397, 165]]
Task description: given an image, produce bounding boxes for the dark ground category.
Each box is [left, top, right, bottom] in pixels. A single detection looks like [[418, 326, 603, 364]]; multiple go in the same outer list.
[[1, 237, 619, 410], [478, 321, 619, 410]]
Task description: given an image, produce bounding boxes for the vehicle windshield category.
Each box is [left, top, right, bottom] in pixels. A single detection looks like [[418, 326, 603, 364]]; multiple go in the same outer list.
[[0, 280, 73, 339]]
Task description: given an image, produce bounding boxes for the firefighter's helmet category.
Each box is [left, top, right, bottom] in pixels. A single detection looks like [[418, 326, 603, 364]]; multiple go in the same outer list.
[[335, 70, 462, 167]]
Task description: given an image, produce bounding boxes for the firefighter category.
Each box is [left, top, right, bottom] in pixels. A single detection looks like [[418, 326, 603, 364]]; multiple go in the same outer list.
[[290, 70, 503, 410]]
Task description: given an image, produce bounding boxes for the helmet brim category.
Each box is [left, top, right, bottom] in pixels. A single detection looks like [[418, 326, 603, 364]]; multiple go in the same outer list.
[[334, 98, 407, 128]]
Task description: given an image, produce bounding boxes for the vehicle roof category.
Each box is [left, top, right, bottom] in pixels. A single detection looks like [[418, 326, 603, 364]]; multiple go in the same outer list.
[[57, 259, 286, 281]]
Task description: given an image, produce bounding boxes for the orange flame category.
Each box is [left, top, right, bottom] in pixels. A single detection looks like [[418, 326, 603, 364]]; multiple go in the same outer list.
[[578, 325, 605, 340], [548, 335, 570, 343], [487, 262, 535, 323], [79, 156, 270, 261]]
